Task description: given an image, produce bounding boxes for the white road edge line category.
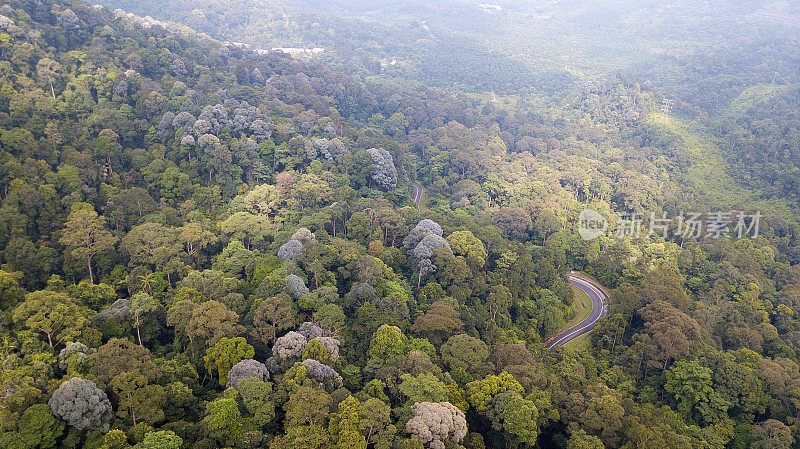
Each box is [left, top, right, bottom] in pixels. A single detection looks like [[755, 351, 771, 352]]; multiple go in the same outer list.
[[546, 275, 608, 349]]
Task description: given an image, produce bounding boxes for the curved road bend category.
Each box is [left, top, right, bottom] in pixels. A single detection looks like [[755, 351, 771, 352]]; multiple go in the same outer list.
[[412, 182, 423, 209], [545, 274, 608, 350]]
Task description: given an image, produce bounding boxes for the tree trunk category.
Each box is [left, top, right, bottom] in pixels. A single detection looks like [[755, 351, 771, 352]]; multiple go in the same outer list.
[[314, 257, 319, 289], [87, 255, 95, 284], [46, 331, 53, 347], [128, 393, 137, 427], [49, 80, 56, 100], [136, 316, 143, 346]]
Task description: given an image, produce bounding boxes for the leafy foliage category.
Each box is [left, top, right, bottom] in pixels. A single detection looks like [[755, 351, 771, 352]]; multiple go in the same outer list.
[[1, 1, 800, 448]]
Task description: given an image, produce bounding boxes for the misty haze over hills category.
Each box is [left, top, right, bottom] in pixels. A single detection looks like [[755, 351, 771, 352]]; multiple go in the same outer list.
[[102, 0, 800, 108]]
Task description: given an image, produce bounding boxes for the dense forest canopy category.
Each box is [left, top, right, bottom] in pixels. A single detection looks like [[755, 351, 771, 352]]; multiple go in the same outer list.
[[1, 1, 800, 449]]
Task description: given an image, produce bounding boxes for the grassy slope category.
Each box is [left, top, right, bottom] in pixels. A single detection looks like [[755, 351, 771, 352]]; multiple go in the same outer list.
[[568, 285, 593, 327], [553, 282, 593, 340], [563, 332, 591, 350], [569, 271, 612, 299], [556, 272, 607, 351], [645, 112, 794, 219], [726, 84, 793, 117]]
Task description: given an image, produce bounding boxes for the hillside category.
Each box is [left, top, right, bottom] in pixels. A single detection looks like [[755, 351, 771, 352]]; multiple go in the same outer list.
[[98, 0, 800, 107]]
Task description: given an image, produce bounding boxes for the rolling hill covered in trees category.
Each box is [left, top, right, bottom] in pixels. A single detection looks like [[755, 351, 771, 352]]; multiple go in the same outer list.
[[1, 1, 800, 449]]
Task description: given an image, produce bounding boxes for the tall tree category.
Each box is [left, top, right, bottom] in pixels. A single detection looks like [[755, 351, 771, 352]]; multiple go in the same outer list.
[[129, 292, 159, 346], [59, 207, 117, 284], [13, 290, 91, 348]]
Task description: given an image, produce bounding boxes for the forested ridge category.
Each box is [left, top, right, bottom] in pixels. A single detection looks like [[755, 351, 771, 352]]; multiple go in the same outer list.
[[2, 1, 800, 449]]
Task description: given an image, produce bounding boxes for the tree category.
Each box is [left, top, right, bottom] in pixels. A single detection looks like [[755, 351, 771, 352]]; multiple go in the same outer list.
[[139, 431, 183, 449], [493, 391, 542, 448], [346, 283, 379, 309], [446, 230, 487, 269], [285, 385, 332, 428], [13, 290, 91, 348], [279, 239, 304, 261], [121, 222, 180, 273], [286, 274, 310, 299], [204, 337, 255, 386], [48, 377, 112, 431], [178, 270, 240, 302], [273, 331, 308, 361], [186, 300, 244, 350], [465, 371, 524, 414], [302, 338, 336, 365], [166, 300, 197, 350], [491, 343, 534, 372], [567, 429, 605, 449], [486, 285, 512, 324], [226, 359, 269, 388], [466, 371, 557, 448], [301, 359, 344, 391], [329, 396, 367, 449], [251, 296, 295, 345], [236, 377, 276, 429], [59, 207, 117, 284], [203, 395, 243, 447], [410, 301, 462, 344], [87, 338, 159, 387], [366, 148, 397, 190], [110, 371, 166, 426], [58, 342, 96, 372], [664, 360, 730, 426], [750, 419, 795, 449], [129, 292, 159, 346], [220, 212, 274, 250], [269, 425, 330, 449], [179, 223, 217, 267], [493, 207, 532, 240], [565, 384, 623, 447], [69, 280, 117, 310], [406, 223, 451, 289], [404, 220, 443, 251], [440, 334, 490, 375], [101, 429, 128, 449], [36, 58, 61, 100], [404, 402, 467, 449], [0, 269, 23, 309], [370, 324, 409, 360], [417, 258, 436, 289], [314, 304, 346, 336], [0, 403, 64, 449], [638, 300, 703, 372], [359, 398, 395, 449], [399, 373, 450, 405], [106, 188, 158, 230]]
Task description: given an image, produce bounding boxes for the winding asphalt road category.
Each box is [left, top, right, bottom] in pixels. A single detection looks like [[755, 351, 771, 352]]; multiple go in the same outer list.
[[412, 182, 423, 210], [545, 274, 608, 350]]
